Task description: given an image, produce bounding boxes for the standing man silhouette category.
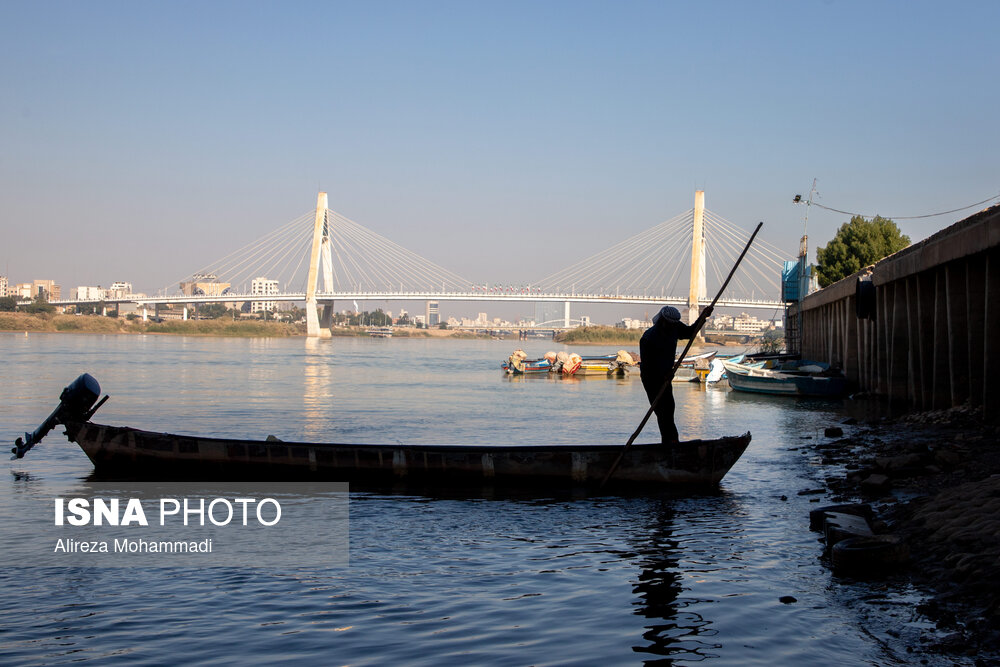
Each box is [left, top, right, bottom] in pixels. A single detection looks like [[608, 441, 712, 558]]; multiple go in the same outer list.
[[639, 305, 712, 443]]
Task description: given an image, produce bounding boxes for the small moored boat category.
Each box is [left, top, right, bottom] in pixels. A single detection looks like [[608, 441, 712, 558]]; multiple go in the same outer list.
[[722, 359, 848, 397], [501, 350, 553, 374]]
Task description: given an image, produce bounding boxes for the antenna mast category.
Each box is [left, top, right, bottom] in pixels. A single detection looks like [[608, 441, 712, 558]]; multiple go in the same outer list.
[[799, 178, 818, 259]]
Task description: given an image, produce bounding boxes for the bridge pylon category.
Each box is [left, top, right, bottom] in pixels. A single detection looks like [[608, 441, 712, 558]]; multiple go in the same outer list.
[[687, 190, 707, 324], [306, 192, 334, 337]]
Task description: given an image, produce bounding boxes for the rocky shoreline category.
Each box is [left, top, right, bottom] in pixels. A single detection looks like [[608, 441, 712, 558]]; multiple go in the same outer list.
[[798, 405, 1000, 661]]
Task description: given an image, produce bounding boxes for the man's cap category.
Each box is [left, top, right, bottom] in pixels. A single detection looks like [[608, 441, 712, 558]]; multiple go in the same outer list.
[[652, 306, 681, 324]]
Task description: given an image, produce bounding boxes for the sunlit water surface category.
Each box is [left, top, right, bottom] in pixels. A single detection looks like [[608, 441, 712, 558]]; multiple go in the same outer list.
[[0, 334, 960, 665]]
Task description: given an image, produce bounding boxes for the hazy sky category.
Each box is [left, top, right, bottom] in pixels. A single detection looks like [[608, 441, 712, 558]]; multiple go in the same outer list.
[[2, 1, 998, 310]]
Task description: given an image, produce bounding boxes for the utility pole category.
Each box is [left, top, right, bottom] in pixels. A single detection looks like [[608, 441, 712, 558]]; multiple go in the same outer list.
[[788, 179, 819, 354]]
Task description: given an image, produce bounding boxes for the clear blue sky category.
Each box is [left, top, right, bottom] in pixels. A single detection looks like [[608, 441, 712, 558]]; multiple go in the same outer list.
[[2, 0, 998, 300]]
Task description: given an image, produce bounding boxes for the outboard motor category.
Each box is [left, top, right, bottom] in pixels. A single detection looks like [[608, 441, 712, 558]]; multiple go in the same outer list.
[[11, 373, 108, 459]]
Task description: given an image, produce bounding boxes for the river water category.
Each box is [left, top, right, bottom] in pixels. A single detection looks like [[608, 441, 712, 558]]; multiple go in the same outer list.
[[0, 333, 961, 665]]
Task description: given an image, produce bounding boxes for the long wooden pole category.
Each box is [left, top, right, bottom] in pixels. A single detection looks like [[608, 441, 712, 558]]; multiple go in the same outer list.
[[600, 222, 764, 488]]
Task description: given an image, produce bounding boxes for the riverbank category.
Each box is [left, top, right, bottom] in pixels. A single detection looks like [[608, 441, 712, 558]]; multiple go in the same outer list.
[[0, 312, 496, 339], [797, 405, 1000, 660], [0, 312, 304, 337]]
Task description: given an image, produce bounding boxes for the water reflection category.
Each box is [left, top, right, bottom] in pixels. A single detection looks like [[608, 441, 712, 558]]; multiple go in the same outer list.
[[626, 493, 756, 663], [303, 338, 334, 441]]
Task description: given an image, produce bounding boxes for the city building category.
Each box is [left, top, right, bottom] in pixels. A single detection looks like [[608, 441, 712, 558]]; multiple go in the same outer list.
[[32, 279, 60, 301], [617, 317, 652, 329], [0, 275, 7, 297], [72, 286, 106, 301], [426, 301, 440, 326], [732, 312, 772, 333], [14, 283, 33, 299], [250, 277, 279, 313], [711, 314, 735, 330], [179, 274, 229, 297], [107, 281, 134, 299]]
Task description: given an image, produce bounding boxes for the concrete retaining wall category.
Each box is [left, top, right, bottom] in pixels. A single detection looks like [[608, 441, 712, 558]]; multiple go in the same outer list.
[[800, 204, 1000, 419]]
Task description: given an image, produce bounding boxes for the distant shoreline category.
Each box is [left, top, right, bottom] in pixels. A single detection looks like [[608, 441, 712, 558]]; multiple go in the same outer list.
[[0, 313, 491, 339], [0, 313, 745, 346]]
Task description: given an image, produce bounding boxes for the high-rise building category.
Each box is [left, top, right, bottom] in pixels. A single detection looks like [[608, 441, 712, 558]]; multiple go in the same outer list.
[[426, 301, 440, 326], [0, 275, 7, 297], [250, 277, 279, 313]]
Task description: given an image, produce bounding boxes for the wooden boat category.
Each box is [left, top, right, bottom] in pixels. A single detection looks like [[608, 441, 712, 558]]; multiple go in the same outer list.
[[722, 359, 848, 397], [12, 374, 752, 489], [60, 421, 750, 487]]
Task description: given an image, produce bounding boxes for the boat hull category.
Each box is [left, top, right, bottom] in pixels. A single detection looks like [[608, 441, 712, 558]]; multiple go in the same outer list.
[[63, 421, 751, 489], [570, 363, 628, 377], [501, 360, 552, 374], [725, 366, 847, 397]]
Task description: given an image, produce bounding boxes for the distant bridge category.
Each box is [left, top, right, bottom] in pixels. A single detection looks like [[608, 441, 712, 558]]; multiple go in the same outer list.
[[44, 191, 791, 334], [51, 290, 782, 324]]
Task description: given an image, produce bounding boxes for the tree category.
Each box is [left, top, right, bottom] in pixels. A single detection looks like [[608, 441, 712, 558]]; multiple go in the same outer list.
[[23, 296, 55, 314], [367, 309, 391, 326], [755, 329, 784, 355], [815, 215, 910, 287], [0, 296, 17, 311], [199, 303, 229, 319]]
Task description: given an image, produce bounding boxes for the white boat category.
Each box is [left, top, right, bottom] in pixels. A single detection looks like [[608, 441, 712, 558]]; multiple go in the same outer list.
[[722, 359, 847, 397]]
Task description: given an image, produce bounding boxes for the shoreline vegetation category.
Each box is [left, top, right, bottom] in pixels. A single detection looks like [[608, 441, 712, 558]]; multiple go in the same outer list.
[[0, 312, 485, 340], [553, 326, 642, 345], [0, 314, 749, 345]]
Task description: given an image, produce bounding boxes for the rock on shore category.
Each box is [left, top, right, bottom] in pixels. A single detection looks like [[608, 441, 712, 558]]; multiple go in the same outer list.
[[807, 405, 1000, 657]]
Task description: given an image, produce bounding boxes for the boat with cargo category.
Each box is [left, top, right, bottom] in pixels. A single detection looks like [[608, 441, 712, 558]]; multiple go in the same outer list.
[[502, 350, 638, 377]]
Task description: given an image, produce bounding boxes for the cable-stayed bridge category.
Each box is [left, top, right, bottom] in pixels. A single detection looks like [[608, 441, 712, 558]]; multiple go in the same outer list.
[[56, 191, 790, 337]]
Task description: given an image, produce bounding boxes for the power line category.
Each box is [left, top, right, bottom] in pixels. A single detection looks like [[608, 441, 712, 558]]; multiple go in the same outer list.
[[802, 191, 1000, 220]]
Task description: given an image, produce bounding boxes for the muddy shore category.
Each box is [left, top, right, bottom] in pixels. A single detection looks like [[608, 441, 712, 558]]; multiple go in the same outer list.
[[797, 405, 1000, 661]]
